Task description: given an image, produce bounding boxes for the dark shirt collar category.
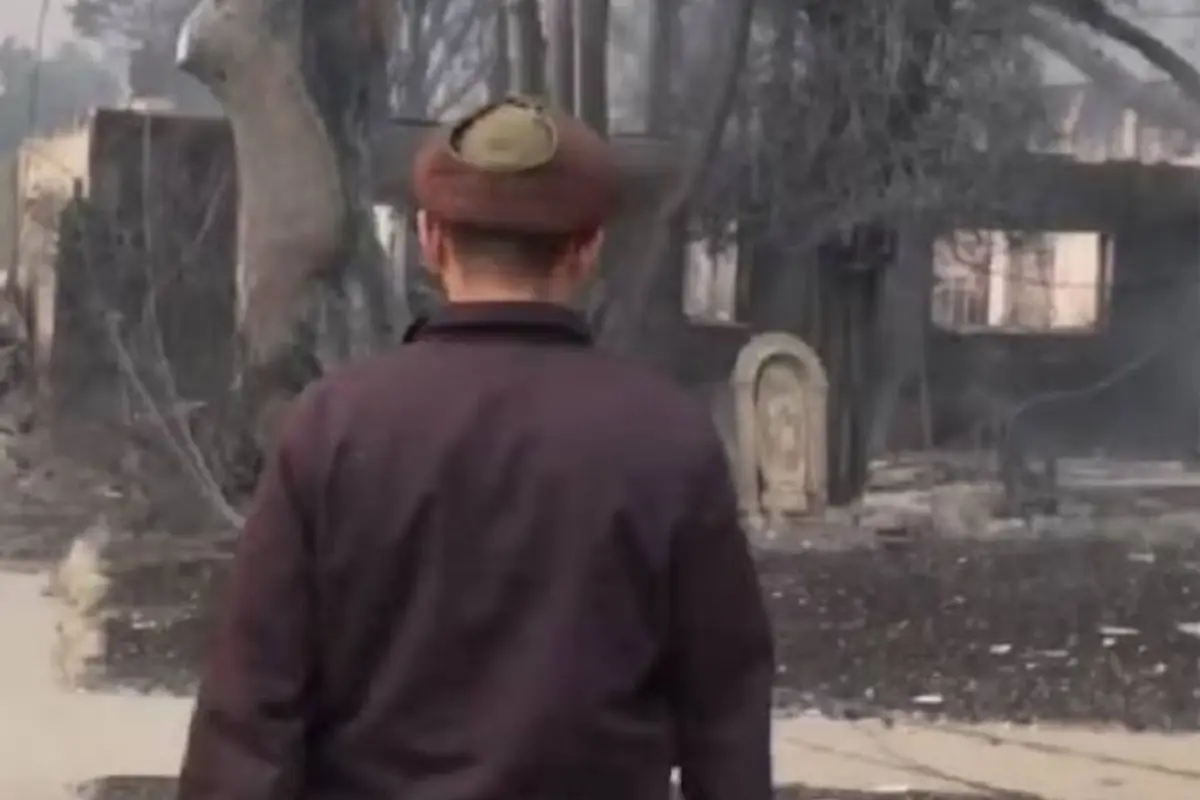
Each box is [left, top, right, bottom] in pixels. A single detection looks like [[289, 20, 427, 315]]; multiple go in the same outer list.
[[402, 302, 593, 346]]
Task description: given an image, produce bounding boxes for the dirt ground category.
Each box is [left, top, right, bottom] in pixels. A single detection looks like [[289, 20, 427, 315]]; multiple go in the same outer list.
[[3, 565, 1200, 800]]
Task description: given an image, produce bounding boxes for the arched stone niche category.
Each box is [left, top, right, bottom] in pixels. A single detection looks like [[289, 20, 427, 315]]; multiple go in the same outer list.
[[730, 332, 828, 526]]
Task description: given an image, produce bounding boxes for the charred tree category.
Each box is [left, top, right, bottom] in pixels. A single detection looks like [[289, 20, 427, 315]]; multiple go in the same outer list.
[[814, 2, 946, 504], [626, 0, 685, 365], [488, 3, 512, 101], [843, 1, 944, 502], [177, 0, 398, 447], [601, 0, 753, 355], [506, 0, 546, 96], [644, 0, 678, 136], [748, 0, 948, 504], [397, 0, 431, 114], [545, 0, 575, 109], [573, 0, 610, 133]]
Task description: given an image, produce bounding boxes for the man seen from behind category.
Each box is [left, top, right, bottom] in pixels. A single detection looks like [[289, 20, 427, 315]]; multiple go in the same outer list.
[[178, 97, 774, 800]]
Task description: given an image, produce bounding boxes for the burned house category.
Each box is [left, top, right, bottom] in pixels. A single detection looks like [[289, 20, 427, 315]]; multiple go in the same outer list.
[[2, 107, 237, 418], [928, 82, 1200, 460], [669, 80, 1200, 482], [7, 86, 1195, 474]]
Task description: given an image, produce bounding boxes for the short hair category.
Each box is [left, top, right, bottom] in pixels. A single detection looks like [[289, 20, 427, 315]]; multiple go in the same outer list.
[[442, 221, 587, 274]]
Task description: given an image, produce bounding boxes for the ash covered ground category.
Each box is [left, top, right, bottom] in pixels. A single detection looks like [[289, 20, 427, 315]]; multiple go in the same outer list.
[[10, 449, 1200, 798], [762, 459, 1200, 733]]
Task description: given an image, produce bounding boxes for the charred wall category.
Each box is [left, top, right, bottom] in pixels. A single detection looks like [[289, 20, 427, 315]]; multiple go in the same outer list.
[[928, 217, 1200, 458], [672, 155, 1200, 461], [44, 109, 237, 420]]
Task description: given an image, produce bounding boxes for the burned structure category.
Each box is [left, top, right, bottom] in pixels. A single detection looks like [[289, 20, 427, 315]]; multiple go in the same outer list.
[[3, 108, 238, 418], [0, 106, 679, 424], [672, 146, 1200, 516], [929, 168, 1200, 452]]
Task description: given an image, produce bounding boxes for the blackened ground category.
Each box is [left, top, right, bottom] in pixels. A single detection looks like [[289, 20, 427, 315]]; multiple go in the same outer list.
[[762, 534, 1200, 731]]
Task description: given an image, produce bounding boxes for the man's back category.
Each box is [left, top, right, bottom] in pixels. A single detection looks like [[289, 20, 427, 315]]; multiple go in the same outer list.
[[179, 304, 772, 800], [290, 303, 770, 798], [179, 97, 772, 800]]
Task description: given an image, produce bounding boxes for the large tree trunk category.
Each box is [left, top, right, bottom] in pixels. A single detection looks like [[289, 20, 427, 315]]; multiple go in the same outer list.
[[616, 0, 684, 371], [600, 0, 754, 351], [573, 0, 610, 133], [792, 0, 945, 503], [814, 241, 887, 503], [177, 0, 398, 447], [488, 3, 512, 101], [769, 1, 878, 504], [506, 0, 546, 96], [545, 0, 575, 109], [868, 221, 934, 456], [644, 0, 678, 135], [398, 0, 431, 114]]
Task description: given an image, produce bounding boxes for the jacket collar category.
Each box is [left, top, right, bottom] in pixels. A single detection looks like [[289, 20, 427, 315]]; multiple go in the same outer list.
[[402, 302, 593, 347]]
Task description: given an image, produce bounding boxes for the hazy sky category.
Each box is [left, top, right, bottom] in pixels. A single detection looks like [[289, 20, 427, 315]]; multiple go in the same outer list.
[[2, 0, 73, 50], [2, 0, 1200, 81]]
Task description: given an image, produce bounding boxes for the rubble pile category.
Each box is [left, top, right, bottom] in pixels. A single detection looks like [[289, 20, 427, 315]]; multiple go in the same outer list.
[[49, 525, 234, 693], [0, 387, 242, 694], [0, 418, 197, 565], [861, 453, 1200, 541]]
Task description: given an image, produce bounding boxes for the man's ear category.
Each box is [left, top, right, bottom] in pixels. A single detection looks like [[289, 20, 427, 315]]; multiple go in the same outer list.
[[415, 210, 442, 274], [575, 229, 605, 275]]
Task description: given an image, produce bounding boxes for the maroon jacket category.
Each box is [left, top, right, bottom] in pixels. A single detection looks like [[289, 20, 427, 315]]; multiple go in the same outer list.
[[178, 302, 773, 800]]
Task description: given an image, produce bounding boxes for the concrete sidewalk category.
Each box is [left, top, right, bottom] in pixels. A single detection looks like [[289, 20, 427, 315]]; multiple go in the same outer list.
[[773, 716, 1200, 798], [3, 567, 1199, 800]]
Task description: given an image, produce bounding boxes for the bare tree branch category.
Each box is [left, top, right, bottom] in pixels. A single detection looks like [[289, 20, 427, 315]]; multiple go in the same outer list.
[[1023, 10, 1200, 137], [1043, 0, 1200, 108]]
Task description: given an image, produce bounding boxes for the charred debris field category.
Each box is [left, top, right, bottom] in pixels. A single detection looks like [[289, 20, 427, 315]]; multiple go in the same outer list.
[[67, 521, 1200, 733], [761, 533, 1200, 731]]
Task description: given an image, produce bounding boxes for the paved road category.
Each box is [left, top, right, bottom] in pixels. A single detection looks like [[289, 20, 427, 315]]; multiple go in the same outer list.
[[3, 566, 1200, 799], [0, 569, 190, 799]]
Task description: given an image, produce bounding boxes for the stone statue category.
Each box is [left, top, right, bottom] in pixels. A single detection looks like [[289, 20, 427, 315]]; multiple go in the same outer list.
[[755, 359, 809, 513], [731, 332, 828, 526]]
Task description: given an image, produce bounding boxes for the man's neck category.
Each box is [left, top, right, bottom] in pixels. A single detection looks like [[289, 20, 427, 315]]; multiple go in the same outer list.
[[444, 281, 568, 305]]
